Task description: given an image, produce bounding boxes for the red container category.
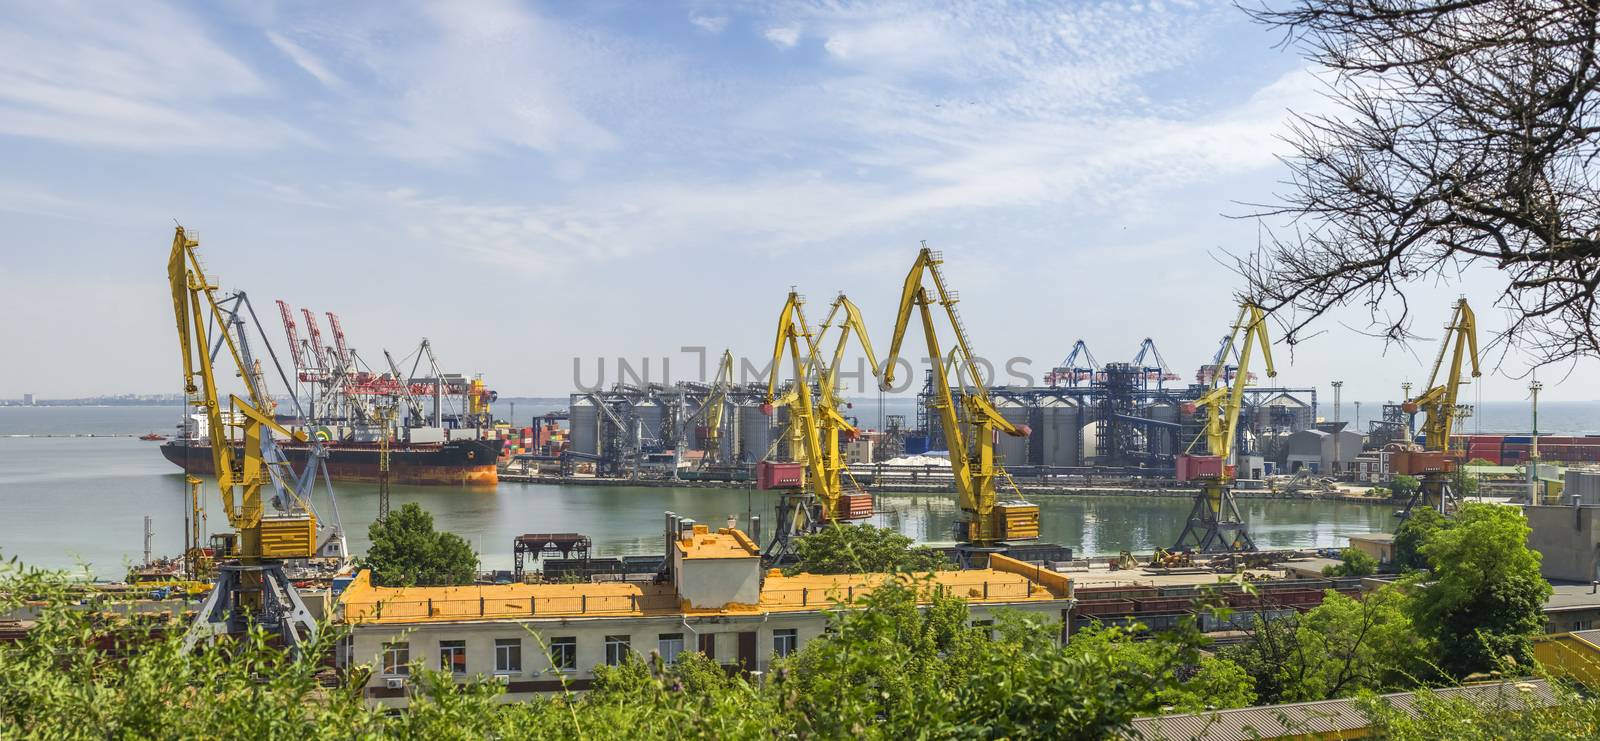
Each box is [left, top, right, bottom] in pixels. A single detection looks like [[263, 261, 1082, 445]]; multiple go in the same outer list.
[[839, 492, 873, 520], [1177, 455, 1225, 482], [756, 461, 804, 490]]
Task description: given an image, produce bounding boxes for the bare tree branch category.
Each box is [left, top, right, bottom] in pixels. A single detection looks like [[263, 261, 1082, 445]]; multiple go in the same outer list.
[[1236, 0, 1600, 367]]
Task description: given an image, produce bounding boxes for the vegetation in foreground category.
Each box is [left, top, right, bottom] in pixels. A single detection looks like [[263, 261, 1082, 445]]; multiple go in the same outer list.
[[0, 504, 1586, 738]]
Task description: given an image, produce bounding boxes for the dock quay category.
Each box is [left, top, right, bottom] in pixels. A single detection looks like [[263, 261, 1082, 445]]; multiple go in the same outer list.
[[497, 472, 1397, 503]]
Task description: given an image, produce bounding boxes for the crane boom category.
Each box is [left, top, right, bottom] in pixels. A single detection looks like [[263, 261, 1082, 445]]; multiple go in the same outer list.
[[301, 308, 328, 374], [276, 300, 307, 380], [325, 311, 351, 367], [881, 246, 1037, 552]]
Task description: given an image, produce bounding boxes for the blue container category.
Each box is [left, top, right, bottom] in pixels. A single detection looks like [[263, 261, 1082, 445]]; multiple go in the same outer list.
[[905, 436, 930, 455]]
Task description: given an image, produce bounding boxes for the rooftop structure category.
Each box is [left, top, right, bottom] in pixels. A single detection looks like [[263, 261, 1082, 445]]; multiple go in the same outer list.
[[1126, 680, 1558, 741]]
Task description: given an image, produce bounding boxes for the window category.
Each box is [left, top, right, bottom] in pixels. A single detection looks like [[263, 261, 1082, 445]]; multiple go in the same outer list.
[[658, 633, 685, 663], [495, 638, 522, 673], [550, 636, 577, 672], [605, 635, 631, 666], [382, 642, 410, 676], [439, 640, 466, 674], [772, 629, 797, 658]]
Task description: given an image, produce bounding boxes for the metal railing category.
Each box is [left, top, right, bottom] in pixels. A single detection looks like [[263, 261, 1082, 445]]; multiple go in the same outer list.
[[342, 579, 1049, 623]]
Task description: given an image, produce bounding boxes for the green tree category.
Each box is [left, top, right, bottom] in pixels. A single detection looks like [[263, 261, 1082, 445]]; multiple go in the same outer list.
[[791, 524, 949, 574], [1410, 504, 1552, 677], [1324, 547, 1378, 577], [363, 502, 479, 586], [782, 579, 1195, 738], [1393, 507, 1448, 572], [1221, 585, 1426, 703]]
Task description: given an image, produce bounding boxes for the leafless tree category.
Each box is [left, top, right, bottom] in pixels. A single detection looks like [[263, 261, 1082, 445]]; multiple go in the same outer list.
[[1238, 0, 1600, 367]]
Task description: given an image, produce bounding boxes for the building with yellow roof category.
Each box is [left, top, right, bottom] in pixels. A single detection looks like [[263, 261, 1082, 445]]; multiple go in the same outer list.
[[336, 519, 1074, 706]]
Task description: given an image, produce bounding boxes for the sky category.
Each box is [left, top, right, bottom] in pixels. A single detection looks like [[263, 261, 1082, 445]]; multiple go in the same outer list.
[[0, 0, 1592, 403]]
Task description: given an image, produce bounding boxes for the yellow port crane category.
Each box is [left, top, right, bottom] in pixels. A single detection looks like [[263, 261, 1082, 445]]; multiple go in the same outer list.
[[762, 292, 885, 539], [1394, 298, 1480, 520], [810, 293, 885, 519], [761, 291, 834, 551], [169, 226, 321, 650], [881, 246, 1039, 560], [697, 350, 736, 468], [1175, 301, 1276, 552]]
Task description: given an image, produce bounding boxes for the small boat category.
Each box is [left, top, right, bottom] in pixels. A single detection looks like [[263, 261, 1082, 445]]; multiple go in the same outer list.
[[139, 432, 168, 441]]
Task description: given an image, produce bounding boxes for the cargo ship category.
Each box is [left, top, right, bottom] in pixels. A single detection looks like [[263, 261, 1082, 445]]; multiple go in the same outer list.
[[160, 435, 502, 486]]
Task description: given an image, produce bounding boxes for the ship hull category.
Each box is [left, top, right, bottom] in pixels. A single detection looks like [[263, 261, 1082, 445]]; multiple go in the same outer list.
[[160, 438, 501, 486]]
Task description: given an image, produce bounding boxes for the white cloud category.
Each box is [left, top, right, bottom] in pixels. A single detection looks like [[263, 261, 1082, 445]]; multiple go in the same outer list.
[[0, 1, 301, 150], [690, 14, 729, 32], [764, 25, 801, 48], [301, 0, 623, 161], [266, 31, 344, 89]]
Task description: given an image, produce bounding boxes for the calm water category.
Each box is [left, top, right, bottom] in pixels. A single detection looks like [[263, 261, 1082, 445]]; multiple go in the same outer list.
[[0, 405, 1406, 577]]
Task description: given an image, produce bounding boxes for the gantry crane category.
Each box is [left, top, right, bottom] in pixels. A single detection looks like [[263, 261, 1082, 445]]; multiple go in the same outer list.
[[169, 226, 325, 650], [881, 246, 1039, 562], [1394, 299, 1480, 520], [1174, 301, 1276, 553]]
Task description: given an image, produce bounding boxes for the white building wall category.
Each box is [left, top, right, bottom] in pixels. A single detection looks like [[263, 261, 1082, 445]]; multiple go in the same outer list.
[[348, 601, 1065, 708]]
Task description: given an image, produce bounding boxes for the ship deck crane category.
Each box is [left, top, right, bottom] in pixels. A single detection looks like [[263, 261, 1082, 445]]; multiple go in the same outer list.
[[881, 246, 1039, 562], [169, 226, 328, 651], [1395, 299, 1480, 520], [1174, 301, 1275, 553]]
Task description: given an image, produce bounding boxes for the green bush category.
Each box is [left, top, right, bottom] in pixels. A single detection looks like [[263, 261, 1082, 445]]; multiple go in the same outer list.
[[1323, 547, 1378, 577], [790, 524, 949, 574]]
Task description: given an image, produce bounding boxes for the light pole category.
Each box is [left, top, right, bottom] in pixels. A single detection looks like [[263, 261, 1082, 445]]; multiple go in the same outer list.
[[1331, 380, 1343, 477], [1530, 377, 1543, 502]]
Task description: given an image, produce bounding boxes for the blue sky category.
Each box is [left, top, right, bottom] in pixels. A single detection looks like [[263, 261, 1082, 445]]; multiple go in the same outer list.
[[0, 0, 1585, 402]]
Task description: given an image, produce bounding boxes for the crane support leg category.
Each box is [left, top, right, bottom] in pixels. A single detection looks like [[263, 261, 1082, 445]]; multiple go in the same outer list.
[[1174, 482, 1256, 553], [763, 493, 821, 563], [1397, 474, 1457, 521], [184, 563, 318, 654]]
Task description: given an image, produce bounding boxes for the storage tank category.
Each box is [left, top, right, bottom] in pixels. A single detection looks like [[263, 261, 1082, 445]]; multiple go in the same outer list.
[[1148, 402, 1179, 459], [569, 395, 599, 455], [738, 402, 776, 463], [635, 400, 664, 448], [993, 396, 1031, 469], [1039, 397, 1083, 467]]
